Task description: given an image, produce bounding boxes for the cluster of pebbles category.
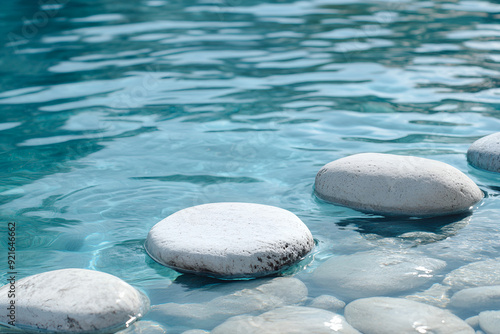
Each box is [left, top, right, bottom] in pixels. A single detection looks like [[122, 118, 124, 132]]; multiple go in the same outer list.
[[0, 133, 499, 333]]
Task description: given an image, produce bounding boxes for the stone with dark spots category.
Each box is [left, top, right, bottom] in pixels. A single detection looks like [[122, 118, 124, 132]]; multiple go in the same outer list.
[[468, 132, 500, 173], [145, 202, 314, 278]]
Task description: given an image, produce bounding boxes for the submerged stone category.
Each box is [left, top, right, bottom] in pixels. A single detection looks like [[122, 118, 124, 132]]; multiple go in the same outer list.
[[0, 269, 149, 333], [405, 283, 451, 308], [450, 286, 500, 313], [145, 202, 314, 278], [211, 306, 360, 334], [443, 258, 500, 291], [309, 295, 346, 312], [467, 133, 500, 172], [150, 277, 307, 329], [117, 321, 167, 334], [479, 311, 500, 334], [315, 153, 483, 216], [344, 297, 474, 334], [312, 250, 446, 300]]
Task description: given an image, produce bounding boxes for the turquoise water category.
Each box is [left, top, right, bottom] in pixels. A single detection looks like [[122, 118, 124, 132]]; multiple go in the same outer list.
[[1, 0, 500, 332]]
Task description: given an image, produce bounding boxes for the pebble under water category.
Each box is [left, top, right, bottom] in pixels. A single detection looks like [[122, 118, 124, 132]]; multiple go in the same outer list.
[[1, 0, 500, 333]]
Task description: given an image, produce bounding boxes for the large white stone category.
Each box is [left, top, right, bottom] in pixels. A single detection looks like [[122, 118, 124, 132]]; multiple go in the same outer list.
[[211, 306, 360, 334], [150, 277, 307, 329], [344, 297, 474, 334], [450, 286, 500, 313], [315, 153, 483, 216], [145, 202, 314, 278], [0, 269, 149, 333], [479, 311, 500, 334], [443, 258, 500, 291], [312, 250, 446, 300], [467, 133, 500, 172]]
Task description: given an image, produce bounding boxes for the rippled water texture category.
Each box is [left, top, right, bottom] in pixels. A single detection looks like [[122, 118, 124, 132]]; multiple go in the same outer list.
[[1, 0, 500, 332]]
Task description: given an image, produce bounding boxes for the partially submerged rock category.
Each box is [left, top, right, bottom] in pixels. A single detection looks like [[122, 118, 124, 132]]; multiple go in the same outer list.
[[0, 269, 149, 333], [145, 202, 314, 278], [467, 132, 500, 173], [315, 153, 483, 216]]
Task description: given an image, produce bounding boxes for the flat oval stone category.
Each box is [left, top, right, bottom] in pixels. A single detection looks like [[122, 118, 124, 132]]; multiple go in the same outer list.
[[450, 286, 500, 313], [315, 153, 483, 216], [145, 203, 314, 278], [0, 268, 149, 333], [344, 297, 474, 334], [479, 311, 500, 334], [443, 258, 500, 291], [211, 306, 360, 334], [467, 133, 500, 172], [312, 250, 446, 300]]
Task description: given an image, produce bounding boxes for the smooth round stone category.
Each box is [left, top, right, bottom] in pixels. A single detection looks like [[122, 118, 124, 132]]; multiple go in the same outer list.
[[344, 297, 475, 334], [309, 295, 346, 312], [312, 250, 446, 300], [467, 133, 500, 172], [315, 153, 483, 216], [443, 258, 500, 291], [211, 306, 360, 334], [145, 202, 314, 278], [479, 311, 500, 334], [117, 321, 167, 334], [0, 269, 149, 333], [150, 277, 307, 329], [450, 286, 500, 313]]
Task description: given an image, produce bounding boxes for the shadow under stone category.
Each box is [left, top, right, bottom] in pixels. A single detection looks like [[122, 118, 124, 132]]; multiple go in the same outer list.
[[336, 213, 471, 244]]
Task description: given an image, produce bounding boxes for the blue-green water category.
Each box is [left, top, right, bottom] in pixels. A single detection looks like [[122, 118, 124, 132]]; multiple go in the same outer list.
[[1, 0, 500, 332]]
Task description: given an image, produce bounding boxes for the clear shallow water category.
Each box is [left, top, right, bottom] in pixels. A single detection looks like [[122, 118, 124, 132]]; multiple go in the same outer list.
[[1, 0, 500, 332]]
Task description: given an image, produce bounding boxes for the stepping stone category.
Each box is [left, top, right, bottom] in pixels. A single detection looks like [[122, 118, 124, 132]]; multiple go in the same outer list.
[[344, 297, 474, 334], [145, 202, 314, 278], [315, 153, 483, 216], [0, 268, 149, 333], [312, 250, 446, 300], [467, 133, 500, 172], [211, 306, 360, 334]]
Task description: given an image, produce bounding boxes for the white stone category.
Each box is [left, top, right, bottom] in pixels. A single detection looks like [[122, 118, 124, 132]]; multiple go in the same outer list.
[[150, 277, 307, 329], [0, 269, 149, 333], [467, 133, 500, 172], [309, 295, 346, 312], [466, 316, 480, 329], [117, 321, 167, 334], [312, 250, 446, 300], [315, 153, 483, 216], [145, 202, 314, 278], [479, 311, 500, 334], [344, 297, 475, 334], [450, 286, 500, 313], [443, 258, 500, 291], [211, 306, 360, 334]]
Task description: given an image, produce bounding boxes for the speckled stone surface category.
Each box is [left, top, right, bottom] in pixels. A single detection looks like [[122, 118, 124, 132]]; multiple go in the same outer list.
[[315, 153, 483, 216], [467, 133, 500, 172], [312, 250, 446, 300], [211, 306, 360, 334], [145, 202, 314, 278], [345, 297, 474, 334], [0, 268, 149, 333]]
